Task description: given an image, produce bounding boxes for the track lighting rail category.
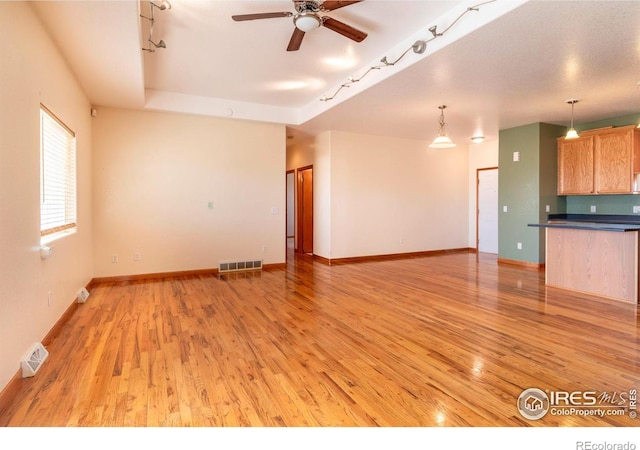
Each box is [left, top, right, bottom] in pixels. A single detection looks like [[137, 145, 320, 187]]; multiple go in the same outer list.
[[320, 0, 496, 102], [141, 1, 171, 53]]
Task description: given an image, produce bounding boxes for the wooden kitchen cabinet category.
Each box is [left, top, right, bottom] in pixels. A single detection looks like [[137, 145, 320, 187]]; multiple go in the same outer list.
[[557, 135, 594, 194], [595, 126, 640, 193], [545, 226, 639, 303], [557, 125, 640, 195]]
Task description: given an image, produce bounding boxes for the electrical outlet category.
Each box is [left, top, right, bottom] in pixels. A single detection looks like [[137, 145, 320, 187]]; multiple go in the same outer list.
[[633, 206, 640, 214], [590, 205, 597, 213], [517, 242, 522, 250], [399, 237, 404, 244], [545, 205, 550, 213], [262, 245, 268, 253], [111, 255, 118, 263], [134, 252, 142, 261], [503, 205, 508, 213]]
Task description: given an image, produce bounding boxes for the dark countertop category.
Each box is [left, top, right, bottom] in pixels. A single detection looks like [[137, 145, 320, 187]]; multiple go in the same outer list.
[[528, 214, 640, 232]]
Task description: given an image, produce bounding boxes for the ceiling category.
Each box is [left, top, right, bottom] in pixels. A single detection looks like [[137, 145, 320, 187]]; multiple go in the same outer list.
[[31, 0, 640, 147]]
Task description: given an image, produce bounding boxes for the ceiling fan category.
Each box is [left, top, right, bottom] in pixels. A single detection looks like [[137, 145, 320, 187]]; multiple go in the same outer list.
[[232, 1, 368, 51]]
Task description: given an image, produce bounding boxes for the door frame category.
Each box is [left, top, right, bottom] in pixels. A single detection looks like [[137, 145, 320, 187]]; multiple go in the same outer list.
[[296, 165, 313, 254], [286, 169, 295, 257], [476, 166, 499, 252]]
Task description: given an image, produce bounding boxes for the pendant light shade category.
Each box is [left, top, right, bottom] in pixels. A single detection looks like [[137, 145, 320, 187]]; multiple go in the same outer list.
[[565, 128, 579, 139], [565, 99, 580, 140], [429, 105, 456, 148]]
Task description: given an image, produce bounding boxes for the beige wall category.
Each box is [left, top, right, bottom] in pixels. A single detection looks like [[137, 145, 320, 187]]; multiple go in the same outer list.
[[286, 138, 315, 172], [0, 2, 94, 391], [92, 108, 286, 277], [313, 132, 333, 258], [329, 131, 469, 258], [292, 130, 470, 259]]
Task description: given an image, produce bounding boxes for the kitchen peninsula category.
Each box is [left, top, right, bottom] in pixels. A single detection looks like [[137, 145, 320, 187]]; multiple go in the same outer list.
[[530, 214, 640, 304]]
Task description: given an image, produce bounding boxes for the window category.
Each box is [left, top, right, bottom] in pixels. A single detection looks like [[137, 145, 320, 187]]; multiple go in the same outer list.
[[40, 105, 76, 243]]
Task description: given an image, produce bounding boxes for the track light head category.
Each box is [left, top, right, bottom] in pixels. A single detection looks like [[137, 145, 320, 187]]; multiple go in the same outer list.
[[151, 1, 171, 10], [149, 39, 166, 49]]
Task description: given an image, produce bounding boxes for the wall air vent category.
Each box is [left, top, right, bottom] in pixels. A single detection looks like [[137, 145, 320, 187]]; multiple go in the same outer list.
[[21, 342, 49, 378], [219, 259, 263, 273]]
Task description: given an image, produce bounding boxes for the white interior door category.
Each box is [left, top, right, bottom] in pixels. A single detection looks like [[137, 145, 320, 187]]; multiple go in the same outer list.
[[478, 168, 499, 254]]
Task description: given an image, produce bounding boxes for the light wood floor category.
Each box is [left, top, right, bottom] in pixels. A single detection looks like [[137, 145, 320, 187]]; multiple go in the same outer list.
[[1, 251, 638, 427]]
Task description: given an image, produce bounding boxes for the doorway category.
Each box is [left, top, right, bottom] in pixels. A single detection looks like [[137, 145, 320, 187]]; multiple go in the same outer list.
[[477, 167, 499, 254], [296, 165, 313, 254], [286, 170, 295, 254]]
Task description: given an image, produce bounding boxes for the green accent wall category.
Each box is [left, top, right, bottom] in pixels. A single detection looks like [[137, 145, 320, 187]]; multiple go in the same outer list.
[[498, 123, 565, 264], [498, 113, 640, 264], [565, 113, 640, 215], [574, 113, 640, 133], [565, 195, 640, 215], [539, 123, 567, 259]]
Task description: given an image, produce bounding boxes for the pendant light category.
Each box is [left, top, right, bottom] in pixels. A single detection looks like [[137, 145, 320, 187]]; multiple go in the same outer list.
[[429, 105, 456, 148], [565, 99, 580, 139]]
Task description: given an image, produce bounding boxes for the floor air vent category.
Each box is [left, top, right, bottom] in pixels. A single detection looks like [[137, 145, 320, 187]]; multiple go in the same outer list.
[[219, 259, 263, 273], [21, 343, 49, 378]]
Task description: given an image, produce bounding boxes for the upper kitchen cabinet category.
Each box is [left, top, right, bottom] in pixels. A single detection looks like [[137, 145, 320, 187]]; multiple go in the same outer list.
[[595, 126, 640, 193], [557, 134, 594, 195], [558, 125, 640, 195]]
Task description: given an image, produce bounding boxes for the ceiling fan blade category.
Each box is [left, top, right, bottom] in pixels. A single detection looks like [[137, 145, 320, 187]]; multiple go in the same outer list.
[[322, 1, 363, 11], [322, 17, 367, 42], [287, 28, 306, 51], [232, 12, 293, 21]]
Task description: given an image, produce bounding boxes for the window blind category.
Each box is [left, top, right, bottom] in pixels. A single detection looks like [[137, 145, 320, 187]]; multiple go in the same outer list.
[[40, 106, 76, 238]]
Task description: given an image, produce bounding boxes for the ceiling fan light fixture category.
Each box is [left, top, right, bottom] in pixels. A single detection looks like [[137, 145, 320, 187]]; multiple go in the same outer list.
[[294, 13, 321, 32]]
